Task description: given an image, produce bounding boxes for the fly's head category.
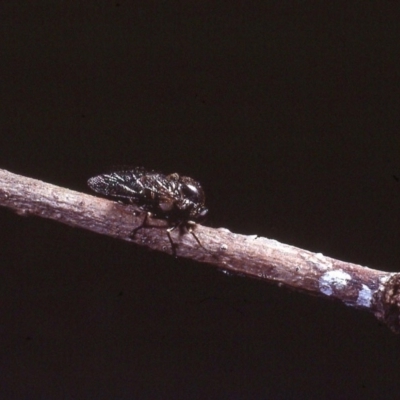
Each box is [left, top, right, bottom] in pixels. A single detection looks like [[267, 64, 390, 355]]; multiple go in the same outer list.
[[176, 176, 208, 222]]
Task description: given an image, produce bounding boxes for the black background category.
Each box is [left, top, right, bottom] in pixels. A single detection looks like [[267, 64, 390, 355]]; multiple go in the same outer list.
[[1, 2, 400, 398]]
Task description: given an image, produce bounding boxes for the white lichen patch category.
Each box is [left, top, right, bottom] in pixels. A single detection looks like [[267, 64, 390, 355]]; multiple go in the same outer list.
[[356, 284, 372, 308], [307, 252, 332, 271], [319, 270, 351, 296]]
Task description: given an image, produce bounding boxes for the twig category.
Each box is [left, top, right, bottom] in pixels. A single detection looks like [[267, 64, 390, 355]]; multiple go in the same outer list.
[[1, 168, 399, 333]]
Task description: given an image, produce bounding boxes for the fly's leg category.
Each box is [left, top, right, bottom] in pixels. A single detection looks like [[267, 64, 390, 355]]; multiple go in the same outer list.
[[167, 223, 179, 258], [129, 212, 150, 239], [129, 213, 178, 257], [129, 216, 215, 259], [168, 223, 207, 258], [189, 231, 207, 252], [186, 222, 217, 259]]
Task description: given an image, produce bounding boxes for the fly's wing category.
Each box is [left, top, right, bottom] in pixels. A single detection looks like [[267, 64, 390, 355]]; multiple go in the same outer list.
[[87, 167, 147, 200], [134, 173, 181, 215], [139, 173, 179, 200]]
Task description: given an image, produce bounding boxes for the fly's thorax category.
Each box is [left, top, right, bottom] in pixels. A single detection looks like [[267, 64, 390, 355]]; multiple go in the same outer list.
[[166, 173, 180, 181]]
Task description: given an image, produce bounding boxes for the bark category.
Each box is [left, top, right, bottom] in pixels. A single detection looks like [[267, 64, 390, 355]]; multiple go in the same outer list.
[[1, 168, 399, 333]]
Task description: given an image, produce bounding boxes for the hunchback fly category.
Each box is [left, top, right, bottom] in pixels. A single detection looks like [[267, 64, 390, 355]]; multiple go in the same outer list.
[[87, 167, 208, 256]]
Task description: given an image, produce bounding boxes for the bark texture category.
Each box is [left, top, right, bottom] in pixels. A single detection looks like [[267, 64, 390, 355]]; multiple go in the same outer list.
[[1, 168, 399, 332]]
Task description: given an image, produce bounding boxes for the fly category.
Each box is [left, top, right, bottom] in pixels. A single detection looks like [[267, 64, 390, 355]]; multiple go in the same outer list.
[[87, 167, 208, 256]]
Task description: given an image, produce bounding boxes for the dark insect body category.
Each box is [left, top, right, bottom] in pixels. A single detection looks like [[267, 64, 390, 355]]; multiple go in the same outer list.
[[87, 167, 208, 256]]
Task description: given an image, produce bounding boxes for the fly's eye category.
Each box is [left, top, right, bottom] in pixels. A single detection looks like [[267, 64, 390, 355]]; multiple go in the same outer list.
[[181, 183, 201, 202]]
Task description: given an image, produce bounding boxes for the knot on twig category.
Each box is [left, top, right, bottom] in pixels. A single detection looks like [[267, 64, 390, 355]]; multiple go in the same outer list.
[[379, 273, 400, 333]]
